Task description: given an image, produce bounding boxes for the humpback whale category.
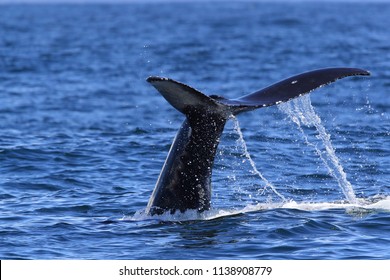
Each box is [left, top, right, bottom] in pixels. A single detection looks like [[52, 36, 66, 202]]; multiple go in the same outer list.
[[145, 68, 370, 216]]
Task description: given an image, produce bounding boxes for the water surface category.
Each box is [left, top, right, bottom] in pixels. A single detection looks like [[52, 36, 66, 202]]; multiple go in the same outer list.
[[0, 2, 389, 259]]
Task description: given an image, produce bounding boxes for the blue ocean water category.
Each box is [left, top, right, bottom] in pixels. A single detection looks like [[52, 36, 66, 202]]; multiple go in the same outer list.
[[0, 1, 389, 260]]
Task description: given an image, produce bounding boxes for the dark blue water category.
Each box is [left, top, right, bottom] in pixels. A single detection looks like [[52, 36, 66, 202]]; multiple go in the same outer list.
[[0, 2, 389, 259]]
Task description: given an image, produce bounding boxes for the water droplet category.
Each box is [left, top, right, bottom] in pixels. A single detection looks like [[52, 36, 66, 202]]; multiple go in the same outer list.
[[278, 95, 358, 204]]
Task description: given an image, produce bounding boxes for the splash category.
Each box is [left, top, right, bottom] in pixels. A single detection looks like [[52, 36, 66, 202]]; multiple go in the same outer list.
[[128, 196, 390, 222], [231, 116, 286, 202], [278, 95, 358, 204], [129, 94, 373, 223]]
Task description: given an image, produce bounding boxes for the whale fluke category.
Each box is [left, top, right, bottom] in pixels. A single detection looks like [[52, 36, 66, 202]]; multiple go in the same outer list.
[[145, 67, 370, 215]]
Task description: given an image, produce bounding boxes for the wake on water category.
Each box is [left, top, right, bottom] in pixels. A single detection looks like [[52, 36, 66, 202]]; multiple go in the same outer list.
[[130, 197, 390, 222], [130, 95, 389, 222]]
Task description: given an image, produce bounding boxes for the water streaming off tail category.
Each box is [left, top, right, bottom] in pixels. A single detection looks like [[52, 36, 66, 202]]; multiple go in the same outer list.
[[278, 95, 358, 204], [231, 116, 287, 202]]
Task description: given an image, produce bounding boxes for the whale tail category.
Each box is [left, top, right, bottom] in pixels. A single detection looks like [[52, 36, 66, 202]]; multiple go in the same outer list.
[[145, 67, 369, 215], [147, 68, 370, 118]]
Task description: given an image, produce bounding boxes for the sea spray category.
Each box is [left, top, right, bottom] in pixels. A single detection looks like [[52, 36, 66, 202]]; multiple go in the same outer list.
[[231, 116, 287, 202], [278, 95, 358, 204]]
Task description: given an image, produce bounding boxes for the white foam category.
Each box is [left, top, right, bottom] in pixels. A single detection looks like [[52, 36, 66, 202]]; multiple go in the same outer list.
[[365, 196, 390, 210], [127, 196, 390, 222]]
